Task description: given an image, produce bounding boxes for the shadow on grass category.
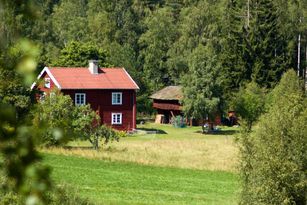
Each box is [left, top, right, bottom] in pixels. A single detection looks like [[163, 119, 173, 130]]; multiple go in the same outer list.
[[63, 146, 94, 150], [136, 128, 167, 134], [195, 129, 238, 135]]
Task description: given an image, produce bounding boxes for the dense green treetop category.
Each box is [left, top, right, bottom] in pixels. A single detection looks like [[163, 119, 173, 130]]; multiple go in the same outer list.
[[181, 44, 222, 121]]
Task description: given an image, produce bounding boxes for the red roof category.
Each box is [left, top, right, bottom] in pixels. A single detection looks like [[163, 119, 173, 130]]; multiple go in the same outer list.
[[46, 67, 139, 90]]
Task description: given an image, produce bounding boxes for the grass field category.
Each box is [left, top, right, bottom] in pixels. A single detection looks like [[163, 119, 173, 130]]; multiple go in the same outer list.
[[42, 123, 240, 204], [43, 123, 239, 172], [43, 153, 239, 205]]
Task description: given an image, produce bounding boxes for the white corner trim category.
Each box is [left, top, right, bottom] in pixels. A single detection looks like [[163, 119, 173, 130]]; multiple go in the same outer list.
[[30, 67, 61, 90], [123, 68, 140, 90]]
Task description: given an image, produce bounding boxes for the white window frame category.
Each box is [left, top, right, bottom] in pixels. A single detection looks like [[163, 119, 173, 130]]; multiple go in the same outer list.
[[40, 92, 46, 102], [44, 77, 51, 88], [75, 93, 86, 106], [49, 92, 56, 98], [112, 92, 122, 105], [111, 113, 122, 125]]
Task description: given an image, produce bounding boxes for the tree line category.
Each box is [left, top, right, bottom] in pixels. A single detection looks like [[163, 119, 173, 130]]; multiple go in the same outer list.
[[1, 0, 306, 115]]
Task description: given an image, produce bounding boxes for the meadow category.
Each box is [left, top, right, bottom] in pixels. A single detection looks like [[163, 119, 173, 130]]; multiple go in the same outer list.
[[43, 123, 240, 204]]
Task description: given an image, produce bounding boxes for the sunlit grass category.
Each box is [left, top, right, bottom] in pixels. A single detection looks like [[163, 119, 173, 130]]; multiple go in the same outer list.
[[42, 123, 239, 172]]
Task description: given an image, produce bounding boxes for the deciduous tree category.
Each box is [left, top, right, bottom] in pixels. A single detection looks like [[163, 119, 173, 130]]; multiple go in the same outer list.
[[181, 44, 222, 129], [239, 70, 307, 205]]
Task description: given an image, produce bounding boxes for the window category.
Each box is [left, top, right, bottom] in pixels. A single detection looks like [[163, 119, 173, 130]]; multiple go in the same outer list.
[[39, 92, 46, 101], [75, 93, 86, 106], [50, 92, 56, 98], [112, 92, 122, 105], [111, 113, 122, 125], [44, 78, 51, 88]]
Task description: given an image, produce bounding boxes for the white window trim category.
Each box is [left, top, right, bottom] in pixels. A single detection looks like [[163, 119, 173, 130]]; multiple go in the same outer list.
[[44, 77, 51, 88], [31, 67, 61, 90], [112, 92, 122, 105], [111, 113, 122, 125], [40, 92, 46, 102], [75, 93, 86, 106]]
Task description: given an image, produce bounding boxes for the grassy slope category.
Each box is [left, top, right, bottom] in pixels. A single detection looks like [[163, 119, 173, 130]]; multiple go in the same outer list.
[[44, 153, 239, 205]]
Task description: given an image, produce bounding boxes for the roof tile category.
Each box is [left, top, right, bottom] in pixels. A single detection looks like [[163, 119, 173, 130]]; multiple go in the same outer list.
[[48, 67, 139, 89]]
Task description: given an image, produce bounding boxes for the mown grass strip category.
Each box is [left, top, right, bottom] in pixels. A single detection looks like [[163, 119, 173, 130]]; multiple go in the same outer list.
[[43, 153, 239, 205]]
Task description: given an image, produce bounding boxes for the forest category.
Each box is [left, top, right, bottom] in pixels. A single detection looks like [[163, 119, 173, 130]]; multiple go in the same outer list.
[[1, 0, 306, 116]]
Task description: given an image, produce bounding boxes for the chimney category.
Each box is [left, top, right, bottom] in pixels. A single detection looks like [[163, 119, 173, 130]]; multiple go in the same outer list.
[[88, 60, 99, 74]]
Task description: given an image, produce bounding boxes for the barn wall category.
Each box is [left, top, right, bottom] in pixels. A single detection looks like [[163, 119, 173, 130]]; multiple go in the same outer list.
[[153, 99, 182, 111]]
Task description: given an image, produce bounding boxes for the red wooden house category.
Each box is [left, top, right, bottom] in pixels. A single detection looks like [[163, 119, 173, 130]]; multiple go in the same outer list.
[[31, 60, 139, 131]]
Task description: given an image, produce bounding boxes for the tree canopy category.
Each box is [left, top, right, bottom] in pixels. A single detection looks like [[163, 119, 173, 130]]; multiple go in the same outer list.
[[3, 0, 304, 115]]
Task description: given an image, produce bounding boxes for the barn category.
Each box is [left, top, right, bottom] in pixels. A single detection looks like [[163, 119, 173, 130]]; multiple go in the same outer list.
[[150, 86, 222, 126], [150, 86, 183, 124], [31, 60, 139, 131]]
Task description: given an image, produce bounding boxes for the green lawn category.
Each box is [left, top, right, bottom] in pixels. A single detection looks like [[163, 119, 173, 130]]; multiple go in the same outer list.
[[43, 153, 239, 205]]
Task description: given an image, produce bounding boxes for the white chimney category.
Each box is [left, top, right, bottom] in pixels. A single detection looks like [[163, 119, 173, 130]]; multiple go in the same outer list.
[[88, 60, 99, 74]]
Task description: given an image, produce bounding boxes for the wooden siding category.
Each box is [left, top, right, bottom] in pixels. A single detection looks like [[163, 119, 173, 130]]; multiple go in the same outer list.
[[34, 71, 137, 131], [63, 89, 136, 131], [153, 99, 182, 111]]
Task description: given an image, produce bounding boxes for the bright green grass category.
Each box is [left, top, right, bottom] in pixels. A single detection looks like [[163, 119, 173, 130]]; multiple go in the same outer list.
[[131, 123, 239, 140], [43, 153, 239, 205]]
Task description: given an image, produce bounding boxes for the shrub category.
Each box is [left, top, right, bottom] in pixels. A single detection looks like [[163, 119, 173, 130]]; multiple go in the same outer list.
[[239, 70, 307, 205], [72, 104, 123, 150], [231, 81, 266, 130], [171, 116, 186, 128], [32, 91, 74, 146]]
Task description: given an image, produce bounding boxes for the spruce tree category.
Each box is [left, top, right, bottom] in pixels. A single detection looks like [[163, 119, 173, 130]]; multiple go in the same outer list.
[[246, 0, 290, 87], [220, 0, 248, 100]]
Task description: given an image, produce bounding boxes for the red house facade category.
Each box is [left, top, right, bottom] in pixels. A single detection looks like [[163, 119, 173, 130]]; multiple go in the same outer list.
[[31, 60, 139, 131]]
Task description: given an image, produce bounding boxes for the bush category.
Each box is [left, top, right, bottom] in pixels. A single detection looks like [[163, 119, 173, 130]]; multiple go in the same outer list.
[[239, 70, 307, 205], [33, 92, 124, 149], [32, 91, 75, 146], [231, 81, 266, 130], [171, 116, 186, 128], [72, 104, 123, 149]]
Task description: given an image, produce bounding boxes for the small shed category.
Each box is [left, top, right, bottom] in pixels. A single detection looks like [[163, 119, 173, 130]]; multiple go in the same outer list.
[[150, 86, 183, 124]]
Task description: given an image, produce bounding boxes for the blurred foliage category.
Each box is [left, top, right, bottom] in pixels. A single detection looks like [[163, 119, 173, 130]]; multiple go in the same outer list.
[[0, 1, 58, 204], [0, 69, 31, 118]]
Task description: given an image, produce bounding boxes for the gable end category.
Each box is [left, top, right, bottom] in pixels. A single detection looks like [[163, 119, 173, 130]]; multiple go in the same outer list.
[[31, 67, 61, 90]]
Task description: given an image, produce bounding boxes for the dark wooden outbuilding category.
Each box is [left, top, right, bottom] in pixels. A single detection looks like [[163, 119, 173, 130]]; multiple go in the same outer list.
[[150, 86, 222, 126], [150, 86, 183, 124]]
